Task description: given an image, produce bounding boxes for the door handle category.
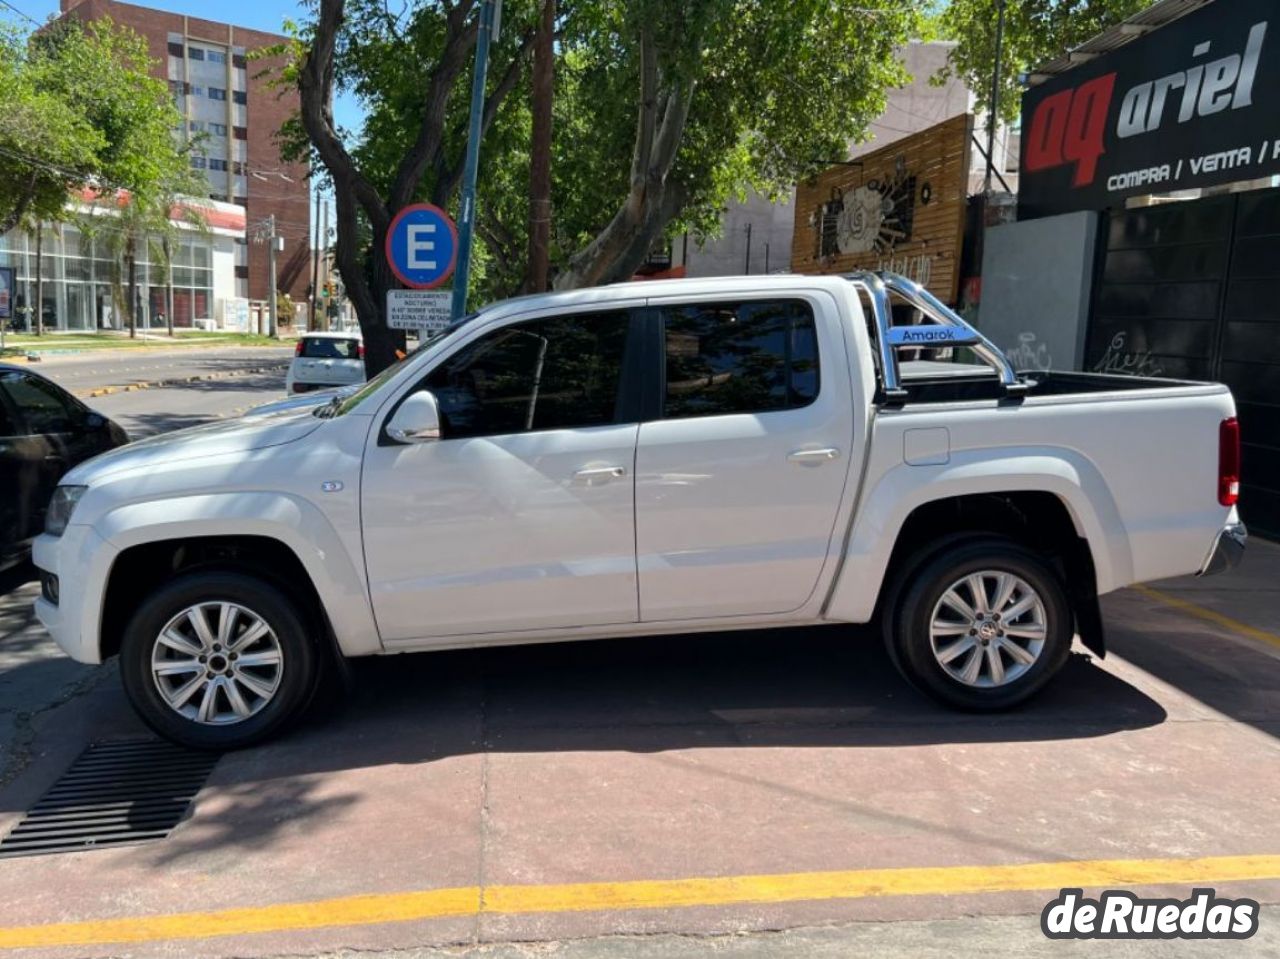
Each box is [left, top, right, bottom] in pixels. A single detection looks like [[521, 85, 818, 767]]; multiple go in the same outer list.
[[787, 447, 841, 465], [572, 465, 626, 485]]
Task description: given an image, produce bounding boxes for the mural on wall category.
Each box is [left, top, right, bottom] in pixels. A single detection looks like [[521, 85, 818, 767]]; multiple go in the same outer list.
[[794, 113, 972, 304]]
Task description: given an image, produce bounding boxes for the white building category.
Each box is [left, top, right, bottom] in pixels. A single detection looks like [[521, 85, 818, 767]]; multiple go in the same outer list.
[[0, 193, 245, 332]]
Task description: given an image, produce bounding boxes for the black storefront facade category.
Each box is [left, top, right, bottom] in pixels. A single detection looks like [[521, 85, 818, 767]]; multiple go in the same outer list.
[[1016, 0, 1280, 535]]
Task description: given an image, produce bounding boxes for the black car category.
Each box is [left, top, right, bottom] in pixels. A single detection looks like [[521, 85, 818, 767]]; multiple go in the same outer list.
[[0, 364, 128, 570]]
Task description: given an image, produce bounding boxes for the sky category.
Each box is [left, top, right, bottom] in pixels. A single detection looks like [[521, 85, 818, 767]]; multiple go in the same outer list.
[[14, 0, 364, 134]]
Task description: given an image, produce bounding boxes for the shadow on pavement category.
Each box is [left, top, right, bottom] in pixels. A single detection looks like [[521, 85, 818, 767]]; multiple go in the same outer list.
[[0, 563, 35, 600]]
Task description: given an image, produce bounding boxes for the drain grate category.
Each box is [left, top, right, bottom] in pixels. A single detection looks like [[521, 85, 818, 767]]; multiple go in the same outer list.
[[0, 739, 220, 859]]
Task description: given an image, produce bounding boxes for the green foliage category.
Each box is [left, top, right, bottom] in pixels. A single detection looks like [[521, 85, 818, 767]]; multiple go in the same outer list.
[[0, 17, 192, 233], [937, 0, 1154, 121]]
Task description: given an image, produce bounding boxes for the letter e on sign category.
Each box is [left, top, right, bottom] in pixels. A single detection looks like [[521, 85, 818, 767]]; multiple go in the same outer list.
[[386, 203, 458, 289]]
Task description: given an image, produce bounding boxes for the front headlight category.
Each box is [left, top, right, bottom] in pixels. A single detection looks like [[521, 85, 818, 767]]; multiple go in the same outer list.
[[45, 485, 88, 537]]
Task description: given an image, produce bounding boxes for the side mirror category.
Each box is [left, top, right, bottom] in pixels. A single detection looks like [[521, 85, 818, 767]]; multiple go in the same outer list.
[[385, 390, 442, 444], [84, 412, 105, 430]]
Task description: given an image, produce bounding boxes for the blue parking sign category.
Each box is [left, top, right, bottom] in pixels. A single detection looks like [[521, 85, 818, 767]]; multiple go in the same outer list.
[[384, 203, 458, 290]]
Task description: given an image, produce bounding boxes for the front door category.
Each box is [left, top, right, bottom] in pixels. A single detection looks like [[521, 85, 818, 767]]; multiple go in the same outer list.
[[361, 308, 642, 641], [635, 295, 855, 621]]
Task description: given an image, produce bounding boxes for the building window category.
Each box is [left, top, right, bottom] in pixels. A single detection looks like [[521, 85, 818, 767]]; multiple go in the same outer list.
[[209, 122, 227, 137], [209, 159, 228, 172], [208, 87, 226, 101], [191, 85, 205, 98], [207, 50, 226, 64], [190, 157, 207, 170], [188, 46, 204, 60], [168, 80, 184, 96], [235, 265, 249, 279], [188, 120, 205, 133], [232, 90, 246, 105], [167, 41, 183, 57], [232, 53, 247, 69], [209, 193, 228, 202], [233, 126, 247, 140]]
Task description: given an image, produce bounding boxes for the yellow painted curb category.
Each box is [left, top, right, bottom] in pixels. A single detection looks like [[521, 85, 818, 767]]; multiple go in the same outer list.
[[1134, 584, 1280, 652], [0, 854, 1277, 950]]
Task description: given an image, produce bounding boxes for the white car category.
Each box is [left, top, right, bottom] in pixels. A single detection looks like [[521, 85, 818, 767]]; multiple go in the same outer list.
[[33, 272, 1245, 749], [284, 332, 365, 395]]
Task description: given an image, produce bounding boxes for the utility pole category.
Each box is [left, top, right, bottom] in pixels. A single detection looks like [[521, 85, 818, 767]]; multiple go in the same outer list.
[[743, 222, 752, 275], [984, 0, 1007, 196], [266, 214, 279, 338], [310, 191, 322, 331], [321, 200, 330, 330], [451, 0, 501, 319]]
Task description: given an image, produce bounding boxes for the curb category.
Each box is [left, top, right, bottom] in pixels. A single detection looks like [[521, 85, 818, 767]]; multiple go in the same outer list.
[[75, 364, 288, 399]]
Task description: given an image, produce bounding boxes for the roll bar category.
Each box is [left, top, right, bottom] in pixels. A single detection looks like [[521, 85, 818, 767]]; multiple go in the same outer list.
[[842, 271, 1025, 399]]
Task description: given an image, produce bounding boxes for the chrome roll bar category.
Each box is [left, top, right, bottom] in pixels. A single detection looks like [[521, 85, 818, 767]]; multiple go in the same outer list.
[[843, 271, 1024, 397]]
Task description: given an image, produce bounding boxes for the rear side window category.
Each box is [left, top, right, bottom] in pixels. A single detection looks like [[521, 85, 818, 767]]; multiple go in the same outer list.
[[661, 299, 819, 418], [424, 311, 632, 439], [299, 337, 361, 359]]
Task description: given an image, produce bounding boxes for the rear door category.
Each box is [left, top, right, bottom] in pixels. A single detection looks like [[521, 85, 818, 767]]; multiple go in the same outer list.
[[635, 294, 856, 621]]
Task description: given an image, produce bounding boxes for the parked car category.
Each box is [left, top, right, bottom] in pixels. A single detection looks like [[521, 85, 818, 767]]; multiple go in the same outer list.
[[0, 364, 128, 572], [33, 272, 1245, 749], [285, 332, 365, 395]]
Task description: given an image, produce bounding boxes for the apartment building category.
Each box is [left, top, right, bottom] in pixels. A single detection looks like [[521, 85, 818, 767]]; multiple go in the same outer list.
[[55, 0, 311, 304]]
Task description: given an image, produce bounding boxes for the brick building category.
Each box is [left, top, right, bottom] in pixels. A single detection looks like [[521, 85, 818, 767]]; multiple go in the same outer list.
[[55, 0, 311, 305]]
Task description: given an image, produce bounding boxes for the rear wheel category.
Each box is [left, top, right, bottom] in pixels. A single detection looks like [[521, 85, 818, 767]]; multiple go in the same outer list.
[[120, 572, 320, 750], [885, 538, 1072, 710]]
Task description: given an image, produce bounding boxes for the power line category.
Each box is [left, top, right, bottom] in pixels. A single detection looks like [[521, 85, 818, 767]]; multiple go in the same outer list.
[[0, 0, 40, 27]]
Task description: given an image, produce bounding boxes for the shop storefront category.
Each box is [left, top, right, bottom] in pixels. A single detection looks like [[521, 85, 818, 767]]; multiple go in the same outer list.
[[983, 0, 1280, 533]]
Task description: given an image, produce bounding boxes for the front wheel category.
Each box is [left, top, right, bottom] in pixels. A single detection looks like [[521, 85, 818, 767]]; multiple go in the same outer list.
[[119, 572, 320, 750], [885, 538, 1073, 710]]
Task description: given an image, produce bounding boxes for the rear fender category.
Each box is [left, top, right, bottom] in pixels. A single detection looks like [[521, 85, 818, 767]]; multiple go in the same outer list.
[[825, 449, 1131, 624]]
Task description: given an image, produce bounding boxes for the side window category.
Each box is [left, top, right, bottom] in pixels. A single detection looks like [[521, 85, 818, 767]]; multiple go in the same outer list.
[[423, 311, 631, 439], [0, 373, 76, 435], [662, 299, 819, 418]]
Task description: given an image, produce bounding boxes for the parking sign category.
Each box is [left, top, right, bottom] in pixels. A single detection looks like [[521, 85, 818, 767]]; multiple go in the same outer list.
[[384, 203, 458, 290]]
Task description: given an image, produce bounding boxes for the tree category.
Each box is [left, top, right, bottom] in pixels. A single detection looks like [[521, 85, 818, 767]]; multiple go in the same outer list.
[[937, 0, 1153, 121], [274, 0, 538, 373], [0, 18, 191, 235], [283, 0, 917, 372]]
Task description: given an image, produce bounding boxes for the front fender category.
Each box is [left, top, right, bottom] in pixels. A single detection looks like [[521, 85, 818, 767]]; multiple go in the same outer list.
[[824, 448, 1132, 623], [93, 492, 381, 657]]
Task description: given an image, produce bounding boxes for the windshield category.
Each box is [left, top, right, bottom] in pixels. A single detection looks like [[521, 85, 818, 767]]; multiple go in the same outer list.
[[319, 312, 480, 418]]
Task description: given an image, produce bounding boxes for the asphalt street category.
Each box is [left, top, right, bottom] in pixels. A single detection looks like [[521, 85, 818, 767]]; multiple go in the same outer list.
[[27, 346, 293, 395]]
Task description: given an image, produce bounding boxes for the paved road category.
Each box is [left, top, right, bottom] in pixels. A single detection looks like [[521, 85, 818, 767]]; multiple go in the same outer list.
[[26, 346, 292, 395], [87, 370, 290, 437]]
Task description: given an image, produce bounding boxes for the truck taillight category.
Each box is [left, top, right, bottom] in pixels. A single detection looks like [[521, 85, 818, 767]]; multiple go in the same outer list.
[[294, 340, 304, 356], [358, 343, 365, 359], [1219, 417, 1240, 507]]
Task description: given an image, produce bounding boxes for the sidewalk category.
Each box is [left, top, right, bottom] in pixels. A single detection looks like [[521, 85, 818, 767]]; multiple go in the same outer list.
[[0, 330, 287, 361]]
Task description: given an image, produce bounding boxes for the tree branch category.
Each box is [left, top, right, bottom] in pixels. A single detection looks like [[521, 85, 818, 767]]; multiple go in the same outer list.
[[388, 0, 478, 211], [298, 0, 389, 233]]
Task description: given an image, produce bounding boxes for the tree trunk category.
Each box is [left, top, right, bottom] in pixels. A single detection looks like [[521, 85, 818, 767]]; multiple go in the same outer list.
[[555, 27, 695, 290], [524, 0, 555, 294], [127, 235, 137, 339], [164, 237, 175, 337], [34, 223, 43, 336]]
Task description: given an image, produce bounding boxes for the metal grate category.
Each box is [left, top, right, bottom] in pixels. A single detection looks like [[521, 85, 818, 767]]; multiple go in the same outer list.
[[0, 739, 219, 859]]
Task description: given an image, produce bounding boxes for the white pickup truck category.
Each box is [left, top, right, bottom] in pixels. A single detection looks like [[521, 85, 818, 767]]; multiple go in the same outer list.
[[33, 272, 1246, 749]]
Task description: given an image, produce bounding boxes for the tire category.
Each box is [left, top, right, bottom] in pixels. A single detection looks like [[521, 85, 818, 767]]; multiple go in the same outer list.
[[119, 571, 320, 750], [884, 537, 1072, 710]]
